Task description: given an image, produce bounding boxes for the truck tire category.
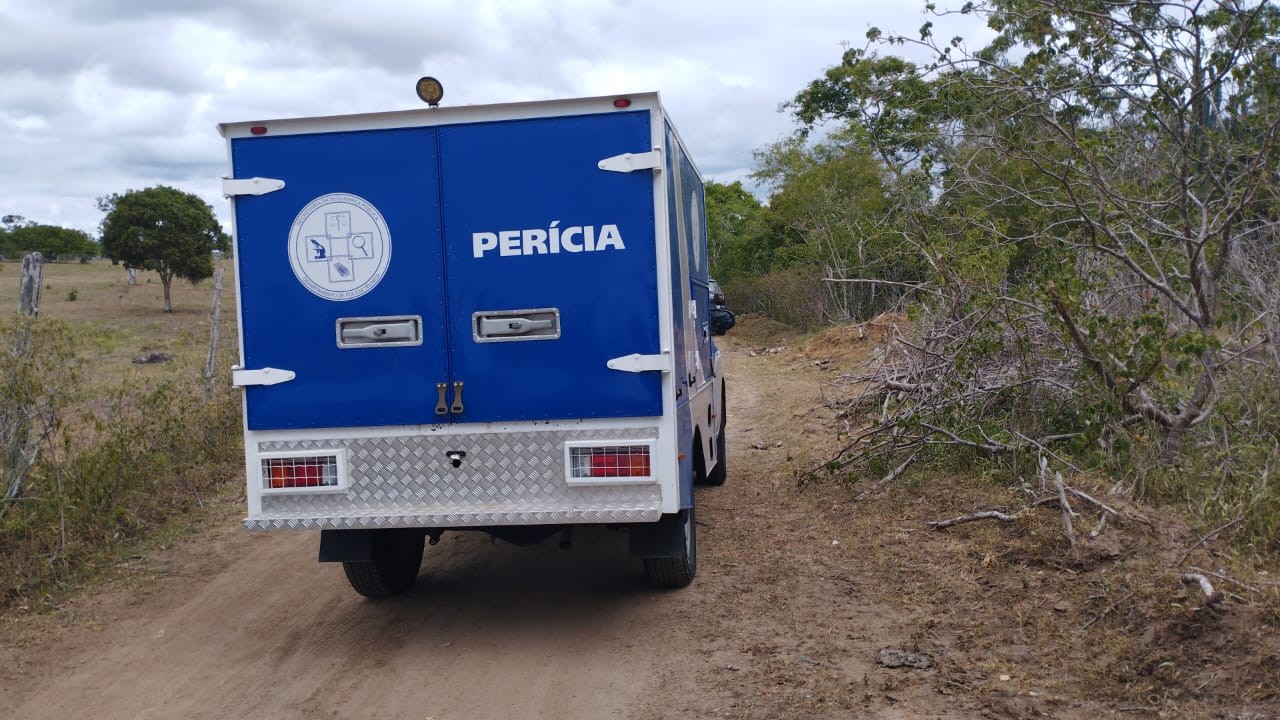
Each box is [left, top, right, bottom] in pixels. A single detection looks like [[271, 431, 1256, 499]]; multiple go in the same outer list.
[[704, 419, 728, 487], [644, 506, 697, 588], [342, 529, 424, 598], [704, 383, 728, 486]]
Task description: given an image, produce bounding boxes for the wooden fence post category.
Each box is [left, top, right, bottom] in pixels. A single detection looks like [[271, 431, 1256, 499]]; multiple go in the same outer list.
[[18, 252, 43, 317], [6, 252, 44, 503], [204, 267, 225, 401]]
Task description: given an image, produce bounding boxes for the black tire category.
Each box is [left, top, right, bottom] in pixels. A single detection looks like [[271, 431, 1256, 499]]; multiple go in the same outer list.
[[644, 506, 697, 588], [342, 529, 424, 598], [704, 418, 728, 487], [704, 383, 728, 486]]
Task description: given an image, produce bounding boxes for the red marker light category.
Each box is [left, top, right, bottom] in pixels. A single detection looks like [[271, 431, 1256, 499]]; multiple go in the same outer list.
[[612, 98, 631, 108], [250, 126, 268, 135]]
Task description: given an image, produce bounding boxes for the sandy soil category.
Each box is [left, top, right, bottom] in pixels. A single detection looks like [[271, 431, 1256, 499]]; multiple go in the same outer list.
[[2, 320, 1276, 719]]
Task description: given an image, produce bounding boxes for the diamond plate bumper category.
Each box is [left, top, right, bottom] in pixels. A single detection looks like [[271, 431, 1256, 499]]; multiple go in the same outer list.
[[246, 427, 662, 531]]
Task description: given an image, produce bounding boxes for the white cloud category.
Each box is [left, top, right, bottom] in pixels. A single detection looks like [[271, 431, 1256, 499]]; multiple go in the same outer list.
[[0, 0, 988, 234]]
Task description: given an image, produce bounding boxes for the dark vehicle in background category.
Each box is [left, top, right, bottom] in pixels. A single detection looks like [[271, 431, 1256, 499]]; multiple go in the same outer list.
[[709, 277, 735, 335], [709, 277, 726, 307]]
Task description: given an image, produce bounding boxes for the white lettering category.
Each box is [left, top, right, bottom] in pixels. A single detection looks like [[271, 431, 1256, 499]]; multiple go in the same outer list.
[[473, 232, 498, 258], [561, 226, 583, 252], [522, 228, 548, 255], [596, 224, 625, 251], [472, 222, 628, 258], [499, 230, 520, 256]]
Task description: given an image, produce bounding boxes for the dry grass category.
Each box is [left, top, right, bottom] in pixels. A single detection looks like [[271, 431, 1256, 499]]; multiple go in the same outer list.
[[0, 258, 237, 390]]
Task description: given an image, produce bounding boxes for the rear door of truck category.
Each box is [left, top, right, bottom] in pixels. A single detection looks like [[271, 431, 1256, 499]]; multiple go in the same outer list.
[[229, 107, 661, 431]]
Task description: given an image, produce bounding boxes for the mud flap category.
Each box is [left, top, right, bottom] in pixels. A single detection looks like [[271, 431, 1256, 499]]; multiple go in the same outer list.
[[318, 529, 378, 563], [628, 512, 687, 557]]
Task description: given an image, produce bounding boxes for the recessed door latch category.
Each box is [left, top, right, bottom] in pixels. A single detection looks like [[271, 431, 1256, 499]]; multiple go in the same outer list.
[[473, 308, 560, 342], [337, 316, 422, 348]]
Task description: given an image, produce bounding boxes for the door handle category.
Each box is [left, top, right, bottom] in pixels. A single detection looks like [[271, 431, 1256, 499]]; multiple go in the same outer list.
[[336, 315, 422, 348], [342, 322, 415, 341], [478, 317, 554, 336], [472, 308, 560, 342]]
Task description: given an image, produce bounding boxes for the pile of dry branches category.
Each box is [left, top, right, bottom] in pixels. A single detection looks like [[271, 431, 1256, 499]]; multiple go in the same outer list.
[[819, 290, 1085, 494]]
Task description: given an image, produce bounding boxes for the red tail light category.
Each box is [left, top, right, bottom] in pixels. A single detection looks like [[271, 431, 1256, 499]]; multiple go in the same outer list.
[[263, 455, 338, 489], [569, 445, 652, 480], [589, 449, 651, 477]]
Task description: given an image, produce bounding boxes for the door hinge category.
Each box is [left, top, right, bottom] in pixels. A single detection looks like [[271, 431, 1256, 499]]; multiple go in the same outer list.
[[222, 176, 285, 198], [598, 149, 662, 174], [232, 366, 296, 387], [606, 352, 671, 373]]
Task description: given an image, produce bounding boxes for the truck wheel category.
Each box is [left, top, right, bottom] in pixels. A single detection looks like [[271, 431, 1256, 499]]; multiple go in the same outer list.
[[644, 506, 697, 588], [342, 529, 424, 598], [704, 383, 728, 486], [704, 418, 728, 487]]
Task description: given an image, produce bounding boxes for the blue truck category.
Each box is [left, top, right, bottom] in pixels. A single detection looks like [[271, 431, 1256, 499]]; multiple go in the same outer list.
[[218, 92, 727, 597]]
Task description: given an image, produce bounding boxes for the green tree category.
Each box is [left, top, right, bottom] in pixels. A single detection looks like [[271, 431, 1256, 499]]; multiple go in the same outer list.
[[787, 0, 1280, 466], [1, 215, 30, 258], [7, 224, 98, 261], [752, 129, 924, 321], [98, 186, 229, 312], [703, 180, 769, 279]]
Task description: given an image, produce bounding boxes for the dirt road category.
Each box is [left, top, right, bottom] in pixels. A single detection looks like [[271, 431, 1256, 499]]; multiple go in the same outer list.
[[5, 335, 897, 720], [11, 328, 1257, 719]]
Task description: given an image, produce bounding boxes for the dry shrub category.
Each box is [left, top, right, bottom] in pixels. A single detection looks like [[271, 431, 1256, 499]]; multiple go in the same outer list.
[[723, 267, 832, 331], [0, 353, 242, 608]]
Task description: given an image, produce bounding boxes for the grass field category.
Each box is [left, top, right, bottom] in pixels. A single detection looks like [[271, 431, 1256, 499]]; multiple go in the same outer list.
[[0, 257, 243, 608], [0, 258, 238, 390]]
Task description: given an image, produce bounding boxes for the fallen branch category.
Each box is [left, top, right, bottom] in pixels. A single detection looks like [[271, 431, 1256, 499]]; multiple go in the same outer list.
[[1066, 486, 1120, 517], [920, 422, 1006, 453], [1051, 470, 1077, 550], [1188, 566, 1262, 596], [1180, 573, 1222, 604], [1175, 517, 1242, 567], [1090, 513, 1108, 538], [927, 510, 1019, 530], [855, 452, 919, 500]]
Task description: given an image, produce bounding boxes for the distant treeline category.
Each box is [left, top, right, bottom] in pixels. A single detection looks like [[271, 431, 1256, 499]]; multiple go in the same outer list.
[[1, 214, 99, 261]]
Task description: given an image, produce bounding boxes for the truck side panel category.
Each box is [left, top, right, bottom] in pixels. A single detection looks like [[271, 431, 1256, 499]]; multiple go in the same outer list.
[[663, 121, 713, 507]]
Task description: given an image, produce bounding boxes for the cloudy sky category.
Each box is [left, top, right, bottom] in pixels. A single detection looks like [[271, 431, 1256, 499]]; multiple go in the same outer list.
[[1, 0, 984, 236]]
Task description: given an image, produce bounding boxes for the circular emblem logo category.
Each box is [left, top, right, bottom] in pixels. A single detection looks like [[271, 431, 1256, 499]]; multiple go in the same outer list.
[[288, 193, 391, 301]]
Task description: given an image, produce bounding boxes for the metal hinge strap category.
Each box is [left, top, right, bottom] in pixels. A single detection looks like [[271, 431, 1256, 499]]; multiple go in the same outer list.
[[598, 149, 662, 174], [232, 366, 296, 387], [606, 352, 671, 373], [222, 177, 285, 197]]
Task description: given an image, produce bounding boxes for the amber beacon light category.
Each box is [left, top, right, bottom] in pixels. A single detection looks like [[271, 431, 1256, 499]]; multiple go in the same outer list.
[[415, 76, 444, 106]]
